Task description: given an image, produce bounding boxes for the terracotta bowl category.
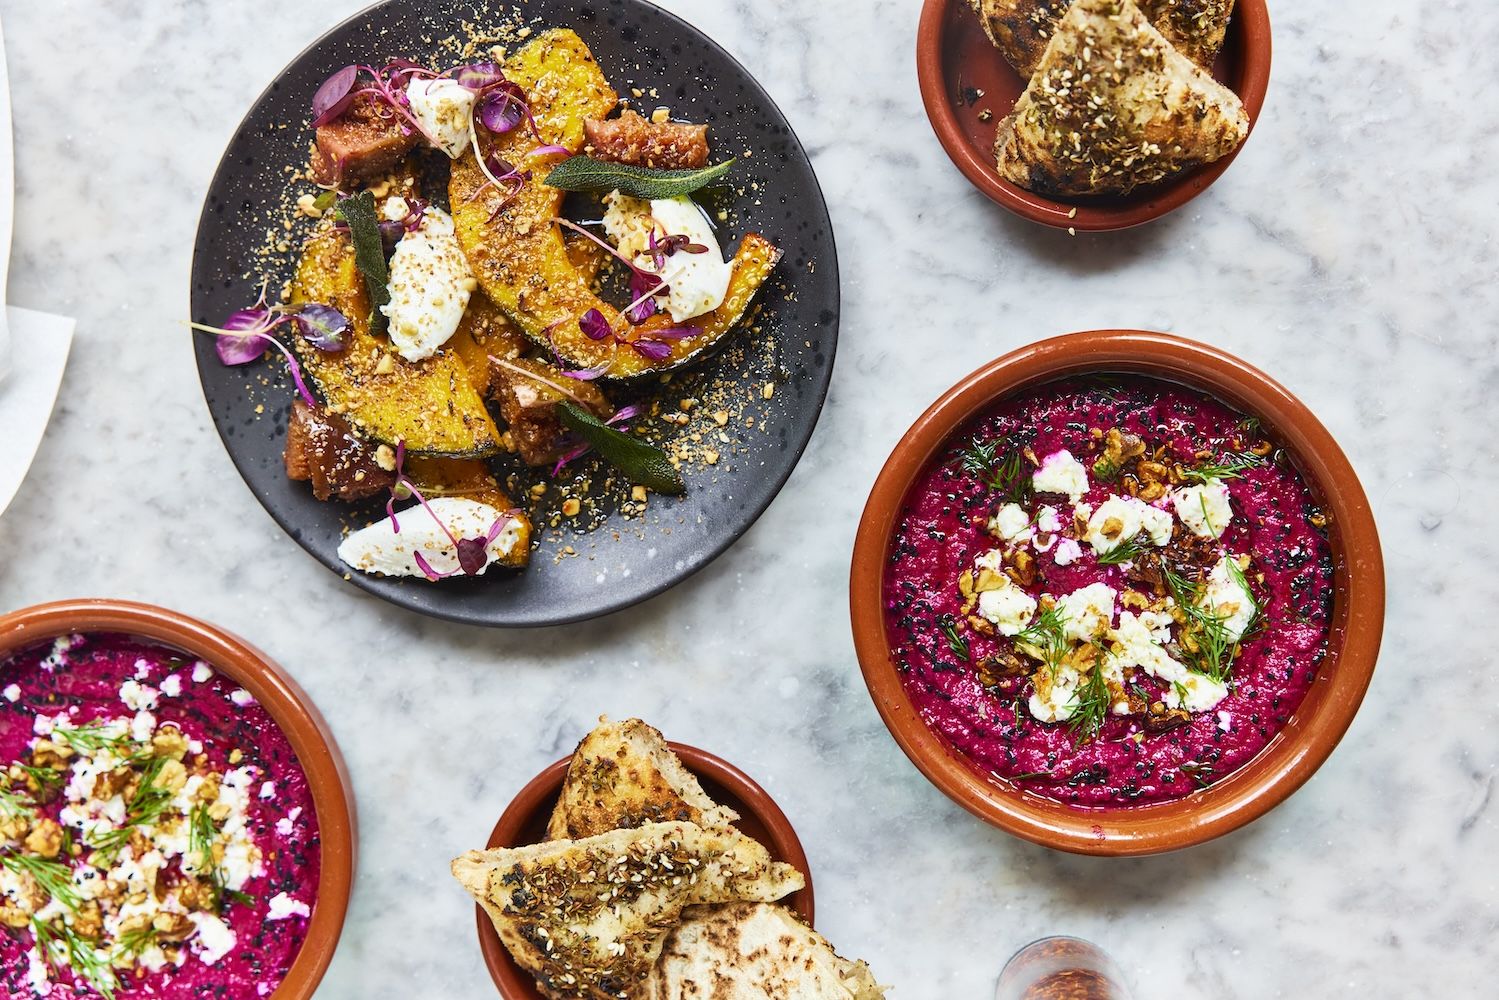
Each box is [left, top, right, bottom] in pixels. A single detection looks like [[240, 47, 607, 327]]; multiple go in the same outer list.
[[0, 599, 357, 997], [475, 743, 814, 997], [850, 331, 1384, 855], [917, 0, 1273, 231]]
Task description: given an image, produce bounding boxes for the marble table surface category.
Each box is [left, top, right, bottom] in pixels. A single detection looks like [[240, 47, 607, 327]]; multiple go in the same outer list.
[[0, 0, 1489, 996]]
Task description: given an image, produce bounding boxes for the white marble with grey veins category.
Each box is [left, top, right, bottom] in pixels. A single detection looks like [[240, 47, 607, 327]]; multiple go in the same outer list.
[[0, 0, 1492, 996]]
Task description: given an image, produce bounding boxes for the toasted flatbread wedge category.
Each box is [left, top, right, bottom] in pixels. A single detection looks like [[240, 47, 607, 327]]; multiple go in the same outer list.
[[994, 0, 1249, 196], [546, 717, 741, 840], [644, 903, 886, 1000], [452, 822, 804, 1000], [968, 0, 1235, 75]]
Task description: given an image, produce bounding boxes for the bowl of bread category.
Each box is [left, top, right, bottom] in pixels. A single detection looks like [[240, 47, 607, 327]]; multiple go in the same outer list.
[[918, 0, 1272, 230], [452, 718, 886, 998]]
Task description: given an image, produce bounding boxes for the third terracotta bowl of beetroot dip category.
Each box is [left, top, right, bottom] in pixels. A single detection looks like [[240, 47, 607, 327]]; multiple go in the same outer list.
[[850, 331, 1383, 855], [0, 600, 355, 998]]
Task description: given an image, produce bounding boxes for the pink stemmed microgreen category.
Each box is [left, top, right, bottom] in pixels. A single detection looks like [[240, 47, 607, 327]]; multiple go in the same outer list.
[[384, 440, 516, 581], [189, 294, 349, 409]]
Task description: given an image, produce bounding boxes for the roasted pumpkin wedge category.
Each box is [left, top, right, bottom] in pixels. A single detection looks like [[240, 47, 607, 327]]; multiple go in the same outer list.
[[450, 28, 782, 380], [446, 293, 527, 397], [403, 456, 532, 568], [288, 226, 501, 457]]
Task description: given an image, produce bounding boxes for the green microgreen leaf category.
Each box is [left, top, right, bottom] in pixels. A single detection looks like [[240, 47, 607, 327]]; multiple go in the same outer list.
[[543, 155, 736, 199], [334, 190, 391, 335], [556, 401, 685, 495]]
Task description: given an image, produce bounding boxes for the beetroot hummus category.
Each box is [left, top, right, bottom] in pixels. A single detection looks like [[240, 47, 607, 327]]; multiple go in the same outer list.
[[0, 633, 319, 997], [883, 376, 1334, 807]]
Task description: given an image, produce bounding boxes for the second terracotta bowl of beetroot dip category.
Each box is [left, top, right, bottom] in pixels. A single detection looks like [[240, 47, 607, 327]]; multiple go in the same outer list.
[[0, 600, 356, 998], [850, 331, 1384, 855], [475, 744, 813, 997]]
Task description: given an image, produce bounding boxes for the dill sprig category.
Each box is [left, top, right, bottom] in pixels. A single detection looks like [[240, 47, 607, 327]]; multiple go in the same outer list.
[[1065, 654, 1112, 744], [1165, 565, 1260, 683], [1095, 531, 1149, 567], [90, 755, 174, 861], [938, 615, 970, 661], [112, 923, 158, 962], [1, 853, 83, 912], [1013, 605, 1070, 670], [32, 915, 119, 1000], [956, 437, 1033, 506], [14, 762, 64, 795], [50, 722, 137, 759], [1181, 451, 1265, 483], [0, 776, 33, 819]]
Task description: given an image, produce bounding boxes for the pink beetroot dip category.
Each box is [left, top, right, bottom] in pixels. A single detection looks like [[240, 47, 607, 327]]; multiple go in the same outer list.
[[883, 376, 1334, 807], [0, 632, 320, 997]]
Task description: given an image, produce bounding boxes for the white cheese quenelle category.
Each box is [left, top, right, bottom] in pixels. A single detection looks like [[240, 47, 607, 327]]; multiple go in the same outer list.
[[337, 497, 525, 579], [404, 77, 476, 159], [602, 192, 734, 322], [380, 201, 474, 363]]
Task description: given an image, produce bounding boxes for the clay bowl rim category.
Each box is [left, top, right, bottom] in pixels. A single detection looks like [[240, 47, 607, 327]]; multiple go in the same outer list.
[[0, 599, 357, 998], [474, 742, 814, 997], [849, 330, 1385, 856], [915, 0, 1273, 232]]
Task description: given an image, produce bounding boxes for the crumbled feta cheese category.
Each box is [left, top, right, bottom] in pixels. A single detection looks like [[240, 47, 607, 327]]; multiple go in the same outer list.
[[229, 689, 256, 708], [1053, 538, 1083, 566], [2, 683, 18, 702], [275, 806, 304, 839], [1035, 505, 1063, 534], [159, 674, 183, 698], [1032, 450, 1090, 502], [133, 658, 152, 680], [267, 892, 312, 921], [404, 77, 476, 159], [119, 679, 159, 712], [1084, 495, 1173, 555], [380, 204, 473, 362], [1109, 612, 1229, 713], [130, 710, 157, 743], [189, 912, 238, 966], [259, 781, 277, 800], [1055, 583, 1117, 642], [191, 662, 213, 683], [1173, 478, 1233, 539], [1028, 664, 1082, 723], [1218, 711, 1233, 732], [1201, 555, 1258, 641], [989, 502, 1032, 541]]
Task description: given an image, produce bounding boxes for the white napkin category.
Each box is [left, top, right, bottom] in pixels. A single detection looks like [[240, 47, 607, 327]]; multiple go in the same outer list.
[[0, 306, 74, 516]]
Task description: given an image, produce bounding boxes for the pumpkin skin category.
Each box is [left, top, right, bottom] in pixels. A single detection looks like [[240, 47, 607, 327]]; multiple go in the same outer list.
[[450, 28, 783, 381], [287, 226, 502, 457]]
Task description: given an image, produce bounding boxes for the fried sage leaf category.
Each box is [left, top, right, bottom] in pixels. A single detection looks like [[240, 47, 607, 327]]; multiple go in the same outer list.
[[543, 155, 735, 199], [334, 190, 391, 334], [557, 401, 685, 495]]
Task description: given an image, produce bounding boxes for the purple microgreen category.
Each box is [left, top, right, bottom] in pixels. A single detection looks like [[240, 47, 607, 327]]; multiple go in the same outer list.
[[311, 65, 360, 127], [291, 304, 350, 352], [626, 270, 662, 324], [551, 441, 592, 478], [412, 550, 457, 582], [629, 338, 674, 361], [454, 62, 506, 90], [527, 143, 570, 158], [212, 309, 275, 365], [558, 360, 613, 382], [578, 308, 613, 341], [649, 325, 702, 341], [476, 83, 527, 134], [609, 404, 643, 425], [454, 537, 491, 576], [553, 218, 658, 282]]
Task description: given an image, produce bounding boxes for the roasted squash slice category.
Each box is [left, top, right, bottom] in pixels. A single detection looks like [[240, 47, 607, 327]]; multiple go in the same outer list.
[[450, 28, 782, 380], [288, 226, 502, 457], [446, 293, 528, 397]]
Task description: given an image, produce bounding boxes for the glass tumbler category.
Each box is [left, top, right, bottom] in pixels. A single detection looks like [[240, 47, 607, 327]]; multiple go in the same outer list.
[[994, 936, 1135, 1000]]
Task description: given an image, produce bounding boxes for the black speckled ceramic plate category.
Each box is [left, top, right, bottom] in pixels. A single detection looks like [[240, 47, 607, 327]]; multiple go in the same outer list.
[[191, 0, 838, 628]]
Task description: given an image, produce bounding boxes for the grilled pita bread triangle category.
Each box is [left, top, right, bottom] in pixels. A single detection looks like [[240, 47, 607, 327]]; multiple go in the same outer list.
[[968, 0, 1236, 75], [643, 903, 887, 1000], [546, 717, 740, 841], [452, 821, 805, 1000], [994, 0, 1249, 196]]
